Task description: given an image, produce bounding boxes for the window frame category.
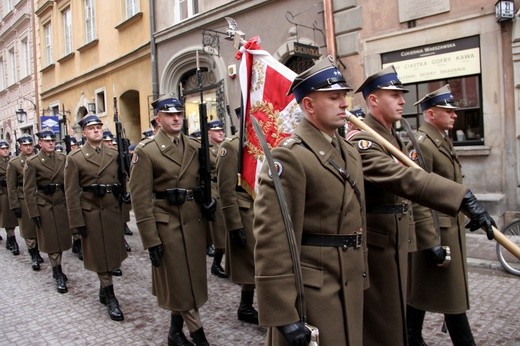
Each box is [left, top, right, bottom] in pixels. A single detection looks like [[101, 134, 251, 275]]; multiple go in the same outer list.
[[125, 0, 140, 19], [174, 0, 199, 23], [44, 22, 53, 66], [62, 7, 73, 56], [399, 75, 484, 146], [85, 0, 96, 44]]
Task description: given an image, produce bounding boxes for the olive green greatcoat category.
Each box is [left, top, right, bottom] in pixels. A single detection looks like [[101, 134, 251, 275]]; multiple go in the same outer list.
[[0, 156, 18, 228], [23, 151, 71, 253], [349, 113, 467, 346], [407, 122, 469, 314], [217, 136, 255, 284], [7, 154, 37, 239], [64, 144, 127, 273], [254, 118, 369, 346], [129, 130, 208, 312], [209, 140, 226, 249]]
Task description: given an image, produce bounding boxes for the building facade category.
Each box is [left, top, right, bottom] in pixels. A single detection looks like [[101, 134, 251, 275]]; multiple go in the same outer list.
[[152, 0, 324, 136], [153, 0, 518, 222], [34, 0, 152, 145], [0, 0, 39, 156], [333, 0, 518, 224]]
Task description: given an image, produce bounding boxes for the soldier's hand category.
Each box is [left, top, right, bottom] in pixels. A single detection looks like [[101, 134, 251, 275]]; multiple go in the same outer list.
[[121, 192, 131, 204], [460, 190, 496, 240], [428, 245, 447, 265], [230, 228, 247, 249], [277, 321, 311, 346], [32, 216, 41, 228], [202, 198, 217, 221], [148, 244, 163, 267], [77, 226, 88, 238], [12, 207, 22, 218]]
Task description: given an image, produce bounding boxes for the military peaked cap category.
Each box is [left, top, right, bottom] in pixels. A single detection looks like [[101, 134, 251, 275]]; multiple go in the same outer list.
[[356, 65, 408, 99], [287, 55, 352, 103], [415, 84, 459, 112]]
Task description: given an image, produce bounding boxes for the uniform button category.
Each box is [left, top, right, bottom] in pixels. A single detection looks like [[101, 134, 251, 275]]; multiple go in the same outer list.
[[362, 272, 367, 278], [344, 280, 348, 286]]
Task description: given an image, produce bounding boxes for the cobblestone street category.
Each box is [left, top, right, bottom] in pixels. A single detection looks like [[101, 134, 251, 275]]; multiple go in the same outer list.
[[1, 215, 519, 345]]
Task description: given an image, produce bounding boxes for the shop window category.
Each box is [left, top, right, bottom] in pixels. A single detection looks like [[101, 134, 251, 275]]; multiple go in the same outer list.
[[399, 75, 483, 146]]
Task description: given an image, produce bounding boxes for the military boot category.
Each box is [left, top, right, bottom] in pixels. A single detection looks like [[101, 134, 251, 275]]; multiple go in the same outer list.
[[406, 305, 427, 346], [35, 246, 44, 264], [445, 313, 476, 346], [210, 249, 228, 279], [237, 290, 259, 325], [189, 327, 209, 346], [52, 265, 68, 294], [99, 285, 107, 305], [8, 236, 19, 255], [103, 285, 124, 321], [72, 238, 83, 260], [28, 248, 41, 271], [5, 235, 12, 250], [168, 314, 194, 346]]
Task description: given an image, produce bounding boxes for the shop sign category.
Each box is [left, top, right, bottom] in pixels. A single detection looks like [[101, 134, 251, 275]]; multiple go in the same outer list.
[[382, 36, 480, 84]]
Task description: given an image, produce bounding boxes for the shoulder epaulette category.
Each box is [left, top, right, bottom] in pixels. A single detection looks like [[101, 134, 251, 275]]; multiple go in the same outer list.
[[416, 132, 427, 143], [279, 136, 302, 149], [137, 137, 154, 148]]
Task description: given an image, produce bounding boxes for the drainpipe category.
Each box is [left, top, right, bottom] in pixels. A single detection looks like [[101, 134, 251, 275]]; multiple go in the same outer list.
[[323, 0, 336, 59], [149, 0, 159, 100]]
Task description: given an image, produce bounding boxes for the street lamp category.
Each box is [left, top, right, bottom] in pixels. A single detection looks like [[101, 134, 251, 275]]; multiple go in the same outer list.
[[15, 108, 27, 123], [495, 0, 515, 22]]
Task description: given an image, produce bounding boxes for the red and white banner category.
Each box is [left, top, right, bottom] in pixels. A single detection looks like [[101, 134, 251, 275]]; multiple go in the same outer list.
[[235, 36, 302, 197]]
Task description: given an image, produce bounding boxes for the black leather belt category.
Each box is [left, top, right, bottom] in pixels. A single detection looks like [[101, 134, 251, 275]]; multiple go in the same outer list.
[[0, 179, 6, 187], [38, 184, 64, 194], [366, 203, 410, 214], [155, 188, 194, 205], [82, 184, 122, 196], [301, 233, 362, 250]]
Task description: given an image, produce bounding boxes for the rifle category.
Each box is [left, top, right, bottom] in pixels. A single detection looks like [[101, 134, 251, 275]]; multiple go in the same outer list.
[[63, 135, 72, 154], [227, 105, 237, 135], [196, 51, 214, 220], [113, 97, 131, 204]]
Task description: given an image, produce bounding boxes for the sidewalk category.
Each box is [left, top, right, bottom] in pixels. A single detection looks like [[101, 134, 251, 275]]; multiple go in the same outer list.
[[0, 221, 518, 345], [466, 232, 506, 271]]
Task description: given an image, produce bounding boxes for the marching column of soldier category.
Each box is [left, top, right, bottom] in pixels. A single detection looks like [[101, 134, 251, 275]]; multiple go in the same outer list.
[[0, 56, 498, 346]]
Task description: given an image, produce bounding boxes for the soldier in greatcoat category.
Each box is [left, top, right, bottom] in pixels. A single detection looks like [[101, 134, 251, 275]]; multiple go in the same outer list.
[[254, 57, 368, 345], [68, 137, 83, 261], [129, 96, 214, 346], [217, 133, 259, 325], [23, 129, 71, 293], [0, 140, 19, 255], [64, 115, 127, 322], [349, 66, 496, 345], [7, 135, 43, 269], [207, 119, 228, 279], [406, 85, 478, 345]]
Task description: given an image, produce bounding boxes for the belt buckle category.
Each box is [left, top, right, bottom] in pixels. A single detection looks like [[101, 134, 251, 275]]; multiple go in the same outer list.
[[355, 233, 362, 249], [186, 190, 194, 201], [55, 184, 62, 191], [105, 184, 112, 193]]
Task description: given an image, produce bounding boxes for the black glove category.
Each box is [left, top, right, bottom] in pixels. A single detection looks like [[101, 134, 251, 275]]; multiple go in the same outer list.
[[277, 322, 311, 346], [230, 228, 246, 249], [77, 226, 88, 238], [148, 244, 164, 267], [428, 245, 447, 265], [32, 216, 41, 228], [460, 190, 496, 240], [202, 198, 217, 221], [12, 207, 22, 218]]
